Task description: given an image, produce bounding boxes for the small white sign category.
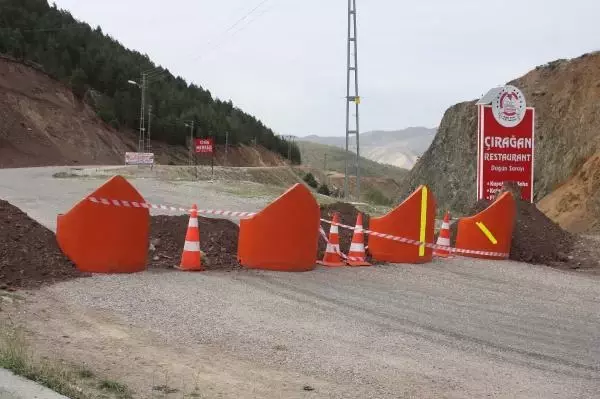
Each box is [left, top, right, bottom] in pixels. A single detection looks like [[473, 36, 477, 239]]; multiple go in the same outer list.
[[125, 152, 154, 165]]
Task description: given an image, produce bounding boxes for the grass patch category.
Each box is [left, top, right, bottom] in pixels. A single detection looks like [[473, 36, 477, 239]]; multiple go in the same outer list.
[[152, 384, 179, 394], [0, 322, 133, 399], [364, 188, 394, 206], [77, 367, 94, 379], [99, 379, 132, 397], [52, 171, 80, 178], [214, 182, 284, 198]]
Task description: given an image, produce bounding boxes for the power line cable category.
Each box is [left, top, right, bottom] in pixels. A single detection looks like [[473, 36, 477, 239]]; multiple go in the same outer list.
[[144, 0, 273, 80]]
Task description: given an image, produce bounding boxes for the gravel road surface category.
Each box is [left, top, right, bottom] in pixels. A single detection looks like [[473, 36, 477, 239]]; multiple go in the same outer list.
[[47, 259, 600, 398], [1, 167, 599, 398]]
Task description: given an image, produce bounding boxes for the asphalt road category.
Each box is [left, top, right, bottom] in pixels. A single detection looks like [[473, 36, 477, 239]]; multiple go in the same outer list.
[[0, 166, 272, 231], [0, 167, 599, 398], [0, 369, 68, 399]]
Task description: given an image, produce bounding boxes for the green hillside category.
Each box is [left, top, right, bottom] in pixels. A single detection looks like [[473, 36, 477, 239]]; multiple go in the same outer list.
[[0, 0, 300, 163], [297, 140, 408, 181]]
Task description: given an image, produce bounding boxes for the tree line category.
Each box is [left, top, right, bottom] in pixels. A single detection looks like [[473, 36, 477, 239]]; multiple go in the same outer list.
[[0, 0, 301, 163]]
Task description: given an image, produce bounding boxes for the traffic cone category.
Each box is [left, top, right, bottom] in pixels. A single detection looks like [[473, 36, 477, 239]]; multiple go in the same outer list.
[[346, 213, 371, 266], [176, 204, 204, 271], [433, 211, 452, 258], [317, 213, 345, 267]]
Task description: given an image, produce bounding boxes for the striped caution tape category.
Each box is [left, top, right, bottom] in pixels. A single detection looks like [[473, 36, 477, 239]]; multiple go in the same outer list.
[[87, 196, 507, 258], [320, 218, 509, 258], [87, 197, 257, 219]]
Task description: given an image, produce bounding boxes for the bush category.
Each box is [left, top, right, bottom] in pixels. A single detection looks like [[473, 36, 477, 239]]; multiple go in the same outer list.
[[317, 183, 331, 196], [365, 188, 393, 206], [303, 172, 318, 189]]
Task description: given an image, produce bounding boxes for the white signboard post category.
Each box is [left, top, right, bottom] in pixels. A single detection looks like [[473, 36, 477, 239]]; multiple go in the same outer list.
[[125, 152, 154, 165]]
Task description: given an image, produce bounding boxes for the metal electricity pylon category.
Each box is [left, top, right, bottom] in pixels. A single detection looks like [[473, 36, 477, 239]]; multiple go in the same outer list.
[[343, 0, 361, 200]]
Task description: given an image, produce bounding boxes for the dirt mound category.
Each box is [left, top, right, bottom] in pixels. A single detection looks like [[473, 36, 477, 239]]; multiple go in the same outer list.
[[318, 202, 371, 261], [0, 199, 84, 289], [450, 199, 576, 265], [149, 215, 241, 271]]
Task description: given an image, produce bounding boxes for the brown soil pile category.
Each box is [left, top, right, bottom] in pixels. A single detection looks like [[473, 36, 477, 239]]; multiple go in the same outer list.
[[318, 202, 372, 261], [149, 215, 241, 271], [0, 199, 84, 289], [450, 199, 576, 265]]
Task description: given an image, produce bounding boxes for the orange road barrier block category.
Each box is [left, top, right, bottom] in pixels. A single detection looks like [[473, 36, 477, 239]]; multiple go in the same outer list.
[[455, 192, 516, 260], [346, 213, 371, 267], [177, 204, 204, 271], [369, 185, 436, 264], [317, 213, 346, 267], [238, 183, 319, 272], [56, 175, 149, 273], [433, 211, 452, 258]]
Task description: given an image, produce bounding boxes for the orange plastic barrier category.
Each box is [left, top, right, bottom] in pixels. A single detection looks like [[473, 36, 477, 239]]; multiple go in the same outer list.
[[455, 192, 516, 260], [56, 175, 149, 273], [368, 185, 436, 264], [238, 183, 319, 272]]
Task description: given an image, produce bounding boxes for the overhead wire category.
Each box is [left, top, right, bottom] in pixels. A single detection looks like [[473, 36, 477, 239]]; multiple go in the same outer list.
[[144, 0, 273, 81], [0, 1, 276, 85]]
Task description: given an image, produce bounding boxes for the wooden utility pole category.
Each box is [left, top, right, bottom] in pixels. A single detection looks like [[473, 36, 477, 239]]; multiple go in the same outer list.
[[188, 121, 194, 166]]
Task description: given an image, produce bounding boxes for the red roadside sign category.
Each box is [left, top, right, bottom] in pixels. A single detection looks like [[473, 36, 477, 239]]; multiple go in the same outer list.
[[477, 85, 535, 202], [194, 138, 214, 154]]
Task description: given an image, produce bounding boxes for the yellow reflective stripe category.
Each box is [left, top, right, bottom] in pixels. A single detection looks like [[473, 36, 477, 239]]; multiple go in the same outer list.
[[419, 187, 428, 256], [476, 222, 498, 244]]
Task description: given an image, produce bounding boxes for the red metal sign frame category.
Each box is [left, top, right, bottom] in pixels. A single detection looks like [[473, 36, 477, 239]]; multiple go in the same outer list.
[[477, 105, 535, 202], [194, 138, 214, 154]]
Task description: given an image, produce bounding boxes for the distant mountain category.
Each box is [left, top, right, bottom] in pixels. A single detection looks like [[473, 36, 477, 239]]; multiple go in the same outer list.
[[296, 140, 408, 182], [302, 127, 436, 169]]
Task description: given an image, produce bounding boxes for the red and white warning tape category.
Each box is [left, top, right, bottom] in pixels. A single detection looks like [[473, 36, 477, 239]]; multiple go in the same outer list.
[[87, 196, 507, 258], [320, 219, 508, 258], [87, 197, 257, 218], [318, 226, 367, 262]]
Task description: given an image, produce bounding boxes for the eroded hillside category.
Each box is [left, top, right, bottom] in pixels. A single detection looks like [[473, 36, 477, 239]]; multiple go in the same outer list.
[[400, 51, 600, 229], [0, 57, 286, 168]]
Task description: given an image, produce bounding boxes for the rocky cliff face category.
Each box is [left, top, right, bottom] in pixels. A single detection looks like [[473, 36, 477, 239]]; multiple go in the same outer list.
[[0, 56, 286, 168], [400, 51, 600, 217]]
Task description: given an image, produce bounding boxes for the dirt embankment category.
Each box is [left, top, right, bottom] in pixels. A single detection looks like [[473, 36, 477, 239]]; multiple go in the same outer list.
[[538, 150, 600, 234], [0, 57, 286, 169], [0, 199, 84, 289], [0, 57, 135, 167]]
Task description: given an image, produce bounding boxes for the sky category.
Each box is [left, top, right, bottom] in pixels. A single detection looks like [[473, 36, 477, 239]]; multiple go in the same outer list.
[[53, 0, 600, 137]]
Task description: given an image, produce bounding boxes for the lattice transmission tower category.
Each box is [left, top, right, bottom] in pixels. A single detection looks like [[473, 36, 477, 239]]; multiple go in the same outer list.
[[343, 0, 361, 200]]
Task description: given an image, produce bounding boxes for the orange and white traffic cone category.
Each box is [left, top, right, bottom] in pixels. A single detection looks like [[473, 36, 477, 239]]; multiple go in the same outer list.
[[176, 204, 204, 271], [317, 213, 345, 267], [346, 213, 371, 267], [433, 211, 452, 258]]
